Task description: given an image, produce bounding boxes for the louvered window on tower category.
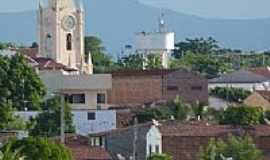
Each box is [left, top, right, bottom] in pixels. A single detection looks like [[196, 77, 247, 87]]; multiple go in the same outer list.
[[66, 33, 72, 50]]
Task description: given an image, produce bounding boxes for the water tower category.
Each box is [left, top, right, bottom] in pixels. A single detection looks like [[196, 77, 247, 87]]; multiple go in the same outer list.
[[134, 14, 175, 69]]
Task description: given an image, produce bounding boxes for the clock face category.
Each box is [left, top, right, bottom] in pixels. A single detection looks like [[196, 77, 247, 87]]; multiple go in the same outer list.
[[62, 15, 76, 31]]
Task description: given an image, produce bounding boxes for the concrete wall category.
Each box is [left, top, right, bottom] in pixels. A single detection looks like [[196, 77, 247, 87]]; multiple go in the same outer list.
[[39, 71, 112, 109], [15, 110, 116, 136]]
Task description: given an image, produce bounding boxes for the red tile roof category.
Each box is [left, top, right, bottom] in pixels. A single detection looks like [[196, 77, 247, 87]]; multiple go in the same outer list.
[[64, 135, 112, 160], [249, 67, 270, 79], [12, 48, 38, 59]]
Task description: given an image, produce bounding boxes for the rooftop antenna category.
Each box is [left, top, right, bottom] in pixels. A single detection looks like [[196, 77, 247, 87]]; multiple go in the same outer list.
[[158, 13, 166, 33]]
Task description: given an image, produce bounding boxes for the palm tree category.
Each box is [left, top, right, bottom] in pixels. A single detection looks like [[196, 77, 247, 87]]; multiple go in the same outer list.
[[0, 143, 23, 160]]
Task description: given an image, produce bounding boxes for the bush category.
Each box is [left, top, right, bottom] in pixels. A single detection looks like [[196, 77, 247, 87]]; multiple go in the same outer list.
[[219, 106, 263, 126], [210, 87, 251, 102], [4, 137, 72, 160], [197, 135, 263, 160], [148, 153, 172, 160]]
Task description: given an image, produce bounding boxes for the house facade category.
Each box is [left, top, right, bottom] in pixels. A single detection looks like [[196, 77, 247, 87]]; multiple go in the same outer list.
[[108, 69, 208, 106], [15, 110, 117, 136]]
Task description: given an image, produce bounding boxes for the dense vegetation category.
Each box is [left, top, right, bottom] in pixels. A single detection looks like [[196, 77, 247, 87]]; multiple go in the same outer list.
[[210, 87, 252, 102], [30, 96, 75, 137], [220, 106, 263, 126], [198, 135, 263, 160], [0, 54, 46, 111], [148, 154, 172, 160], [3, 137, 72, 160]]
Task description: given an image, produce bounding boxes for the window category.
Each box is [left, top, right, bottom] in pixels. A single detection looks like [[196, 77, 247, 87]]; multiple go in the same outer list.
[[155, 145, 160, 154], [191, 86, 203, 91], [66, 33, 72, 50], [65, 94, 85, 104], [167, 86, 178, 91], [97, 93, 106, 104], [88, 112, 96, 120]]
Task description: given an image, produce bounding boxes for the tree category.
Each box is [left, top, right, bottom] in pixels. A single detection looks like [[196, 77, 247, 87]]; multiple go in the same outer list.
[[0, 54, 46, 111], [170, 53, 232, 79], [117, 54, 144, 70], [210, 87, 251, 103], [30, 42, 38, 48], [148, 154, 172, 160], [173, 37, 219, 58], [30, 96, 75, 137], [85, 36, 113, 73], [219, 106, 263, 126], [197, 135, 263, 160], [5, 137, 72, 160]]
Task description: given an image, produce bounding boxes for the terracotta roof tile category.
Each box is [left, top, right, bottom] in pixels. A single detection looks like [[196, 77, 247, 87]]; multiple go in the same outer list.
[[62, 135, 112, 160], [249, 67, 270, 79], [12, 48, 38, 58]]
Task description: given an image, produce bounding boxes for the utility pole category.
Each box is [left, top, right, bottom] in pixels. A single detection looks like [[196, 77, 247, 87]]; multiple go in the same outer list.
[[132, 117, 138, 160], [60, 94, 65, 144]]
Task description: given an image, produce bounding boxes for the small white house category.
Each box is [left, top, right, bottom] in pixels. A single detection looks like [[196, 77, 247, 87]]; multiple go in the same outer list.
[[15, 110, 117, 136], [209, 70, 270, 91], [146, 125, 162, 157]]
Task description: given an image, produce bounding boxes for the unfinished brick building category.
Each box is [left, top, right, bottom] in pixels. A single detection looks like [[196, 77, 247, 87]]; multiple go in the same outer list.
[[108, 69, 208, 106]]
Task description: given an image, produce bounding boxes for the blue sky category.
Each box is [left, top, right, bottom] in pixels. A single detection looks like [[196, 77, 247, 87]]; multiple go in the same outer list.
[[1, 0, 270, 19]]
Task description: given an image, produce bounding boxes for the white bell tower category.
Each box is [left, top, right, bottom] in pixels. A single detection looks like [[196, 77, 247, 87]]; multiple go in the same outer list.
[[38, 0, 93, 74]]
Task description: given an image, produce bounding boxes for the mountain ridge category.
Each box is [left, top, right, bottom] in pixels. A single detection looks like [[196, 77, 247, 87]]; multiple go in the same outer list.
[[0, 0, 270, 56]]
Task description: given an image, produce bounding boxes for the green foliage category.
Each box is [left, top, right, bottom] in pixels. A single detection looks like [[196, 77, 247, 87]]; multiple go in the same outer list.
[[148, 153, 172, 160], [136, 96, 220, 123], [0, 54, 46, 111], [136, 107, 172, 124], [6, 137, 72, 160], [210, 87, 251, 103], [170, 53, 232, 79], [170, 96, 191, 121], [30, 96, 75, 137], [85, 36, 113, 73], [0, 142, 23, 160], [117, 54, 144, 70], [173, 37, 219, 58], [197, 135, 263, 160], [117, 54, 163, 70], [220, 106, 263, 126]]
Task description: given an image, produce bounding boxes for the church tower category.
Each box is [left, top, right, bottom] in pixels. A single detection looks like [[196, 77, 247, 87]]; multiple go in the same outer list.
[[38, 0, 93, 74]]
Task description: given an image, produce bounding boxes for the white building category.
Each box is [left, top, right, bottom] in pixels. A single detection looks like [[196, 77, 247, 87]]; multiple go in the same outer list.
[[134, 14, 175, 69], [15, 110, 117, 136], [209, 70, 270, 91]]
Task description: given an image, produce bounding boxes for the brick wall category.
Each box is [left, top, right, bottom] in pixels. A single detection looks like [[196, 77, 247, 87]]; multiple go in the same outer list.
[[108, 70, 208, 106], [108, 76, 163, 105], [164, 70, 208, 104], [162, 136, 211, 160]]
